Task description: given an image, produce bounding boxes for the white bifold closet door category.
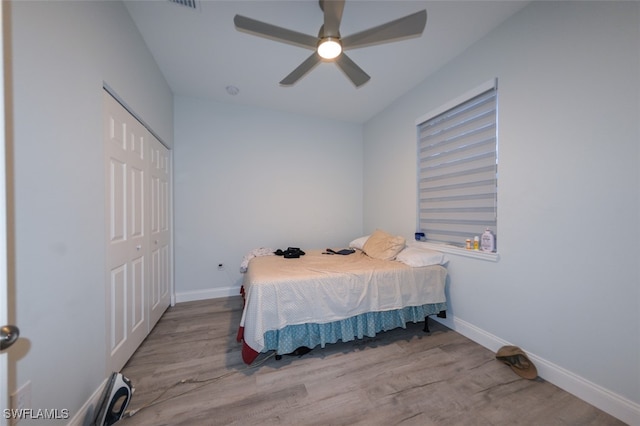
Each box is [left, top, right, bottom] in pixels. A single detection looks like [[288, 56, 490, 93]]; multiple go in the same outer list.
[[149, 132, 171, 328], [103, 91, 171, 372]]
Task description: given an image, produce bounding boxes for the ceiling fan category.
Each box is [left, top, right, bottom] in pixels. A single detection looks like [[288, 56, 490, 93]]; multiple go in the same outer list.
[[233, 0, 427, 88]]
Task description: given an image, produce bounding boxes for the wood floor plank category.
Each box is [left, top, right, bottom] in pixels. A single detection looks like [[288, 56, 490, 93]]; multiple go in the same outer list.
[[118, 297, 625, 426]]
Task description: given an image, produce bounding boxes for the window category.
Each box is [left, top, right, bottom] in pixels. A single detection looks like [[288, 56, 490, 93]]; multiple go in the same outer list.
[[416, 80, 497, 249]]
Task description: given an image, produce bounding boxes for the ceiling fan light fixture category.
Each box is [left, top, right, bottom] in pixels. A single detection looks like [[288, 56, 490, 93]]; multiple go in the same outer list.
[[317, 37, 342, 59]]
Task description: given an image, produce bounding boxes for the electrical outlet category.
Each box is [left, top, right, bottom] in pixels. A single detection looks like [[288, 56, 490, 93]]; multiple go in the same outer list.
[[10, 380, 31, 425]]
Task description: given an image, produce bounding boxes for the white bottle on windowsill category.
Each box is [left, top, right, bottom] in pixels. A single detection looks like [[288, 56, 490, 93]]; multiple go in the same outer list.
[[481, 228, 495, 252]]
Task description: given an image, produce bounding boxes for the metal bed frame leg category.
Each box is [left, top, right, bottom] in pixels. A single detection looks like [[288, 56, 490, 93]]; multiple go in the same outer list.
[[423, 310, 447, 333], [423, 316, 430, 333]]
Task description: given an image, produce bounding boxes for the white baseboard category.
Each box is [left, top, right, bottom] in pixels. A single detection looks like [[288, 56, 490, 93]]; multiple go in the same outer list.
[[433, 315, 640, 425], [174, 286, 240, 303], [66, 377, 108, 426]]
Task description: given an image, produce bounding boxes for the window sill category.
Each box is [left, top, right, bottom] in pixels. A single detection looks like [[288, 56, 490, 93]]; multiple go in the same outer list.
[[416, 241, 500, 262]]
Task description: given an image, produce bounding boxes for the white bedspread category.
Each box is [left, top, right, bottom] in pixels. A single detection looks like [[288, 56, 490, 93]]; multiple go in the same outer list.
[[240, 249, 447, 354]]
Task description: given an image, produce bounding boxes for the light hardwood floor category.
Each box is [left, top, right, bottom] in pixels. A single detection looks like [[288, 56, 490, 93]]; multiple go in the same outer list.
[[118, 297, 624, 425]]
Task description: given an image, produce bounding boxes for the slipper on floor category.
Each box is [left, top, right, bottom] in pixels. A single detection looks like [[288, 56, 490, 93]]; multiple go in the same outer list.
[[496, 345, 538, 380]]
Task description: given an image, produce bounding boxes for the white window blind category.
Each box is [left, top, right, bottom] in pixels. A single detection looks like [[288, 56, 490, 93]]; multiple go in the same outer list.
[[417, 83, 497, 247]]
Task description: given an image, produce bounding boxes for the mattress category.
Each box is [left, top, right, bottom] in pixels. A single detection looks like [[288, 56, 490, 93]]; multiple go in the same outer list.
[[238, 249, 447, 360]]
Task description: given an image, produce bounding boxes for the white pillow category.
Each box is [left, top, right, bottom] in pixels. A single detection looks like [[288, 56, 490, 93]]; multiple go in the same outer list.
[[348, 235, 370, 250], [396, 246, 447, 267]]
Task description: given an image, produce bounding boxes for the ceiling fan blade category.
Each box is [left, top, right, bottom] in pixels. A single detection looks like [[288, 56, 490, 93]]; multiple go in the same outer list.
[[321, 0, 345, 38], [234, 15, 318, 50], [334, 53, 370, 87], [341, 9, 427, 50], [280, 53, 322, 86]]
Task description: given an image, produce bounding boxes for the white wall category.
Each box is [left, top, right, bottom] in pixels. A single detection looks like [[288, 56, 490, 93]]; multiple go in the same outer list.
[[363, 1, 639, 423], [9, 1, 172, 423], [173, 97, 363, 301]]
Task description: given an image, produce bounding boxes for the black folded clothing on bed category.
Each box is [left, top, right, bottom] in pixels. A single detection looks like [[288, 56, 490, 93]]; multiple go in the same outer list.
[[274, 247, 306, 258]]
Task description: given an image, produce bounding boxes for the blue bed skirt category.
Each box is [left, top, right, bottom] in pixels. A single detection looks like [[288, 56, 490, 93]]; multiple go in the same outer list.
[[263, 302, 447, 355]]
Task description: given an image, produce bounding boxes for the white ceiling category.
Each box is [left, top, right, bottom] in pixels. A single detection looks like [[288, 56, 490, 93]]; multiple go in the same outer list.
[[124, 0, 528, 124]]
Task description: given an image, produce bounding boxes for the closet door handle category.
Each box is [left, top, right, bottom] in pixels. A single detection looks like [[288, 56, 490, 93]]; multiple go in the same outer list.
[[136, 245, 142, 251]]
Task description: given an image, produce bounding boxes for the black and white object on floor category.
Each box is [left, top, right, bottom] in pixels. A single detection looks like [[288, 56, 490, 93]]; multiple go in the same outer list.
[[92, 372, 133, 426]]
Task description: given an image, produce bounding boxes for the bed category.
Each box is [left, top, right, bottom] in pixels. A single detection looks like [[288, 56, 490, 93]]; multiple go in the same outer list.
[[236, 231, 448, 364]]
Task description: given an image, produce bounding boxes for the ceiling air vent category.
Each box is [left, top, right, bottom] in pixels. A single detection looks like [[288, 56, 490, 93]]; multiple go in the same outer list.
[[168, 0, 198, 10]]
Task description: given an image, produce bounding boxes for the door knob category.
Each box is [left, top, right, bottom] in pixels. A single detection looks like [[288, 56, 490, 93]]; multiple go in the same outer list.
[[0, 325, 19, 350]]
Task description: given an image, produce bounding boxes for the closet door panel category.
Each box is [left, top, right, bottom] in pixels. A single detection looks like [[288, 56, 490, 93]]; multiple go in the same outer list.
[[104, 92, 149, 372], [149, 136, 171, 328]]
